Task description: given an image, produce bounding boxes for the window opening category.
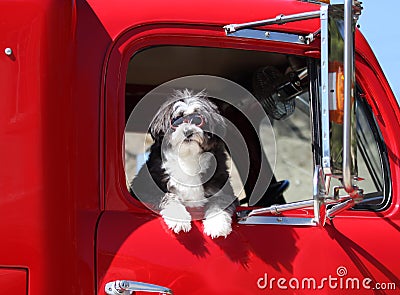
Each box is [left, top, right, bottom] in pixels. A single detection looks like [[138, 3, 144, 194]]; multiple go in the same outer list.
[[124, 44, 390, 220]]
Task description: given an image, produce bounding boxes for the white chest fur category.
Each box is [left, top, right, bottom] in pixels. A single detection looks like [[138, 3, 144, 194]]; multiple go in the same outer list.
[[162, 148, 211, 207]]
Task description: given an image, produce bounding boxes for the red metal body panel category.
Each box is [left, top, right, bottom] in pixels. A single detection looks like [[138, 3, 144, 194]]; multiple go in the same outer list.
[[88, 0, 320, 39], [0, 0, 399, 294], [0, 268, 27, 294], [98, 213, 400, 295], [354, 32, 400, 215], [0, 1, 102, 294]]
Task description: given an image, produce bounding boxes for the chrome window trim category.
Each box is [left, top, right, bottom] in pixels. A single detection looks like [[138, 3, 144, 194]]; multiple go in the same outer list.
[[226, 29, 308, 44]]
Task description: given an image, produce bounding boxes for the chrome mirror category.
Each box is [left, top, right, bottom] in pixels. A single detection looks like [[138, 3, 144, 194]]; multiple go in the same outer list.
[[320, 0, 362, 194]]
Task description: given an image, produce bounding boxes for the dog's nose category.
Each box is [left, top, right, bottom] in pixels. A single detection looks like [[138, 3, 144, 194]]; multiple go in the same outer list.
[[184, 128, 194, 138]]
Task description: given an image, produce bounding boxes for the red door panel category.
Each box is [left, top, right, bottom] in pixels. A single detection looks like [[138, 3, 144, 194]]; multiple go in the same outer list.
[[0, 268, 27, 295], [97, 211, 400, 294]]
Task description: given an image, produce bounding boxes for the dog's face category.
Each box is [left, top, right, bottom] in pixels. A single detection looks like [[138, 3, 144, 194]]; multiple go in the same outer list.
[[150, 89, 225, 155]]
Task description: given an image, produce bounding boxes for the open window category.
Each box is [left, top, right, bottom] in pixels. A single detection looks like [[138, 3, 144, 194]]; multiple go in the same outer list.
[[124, 45, 390, 210], [124, 46, 313, 207], [123, 1, 391, 226]]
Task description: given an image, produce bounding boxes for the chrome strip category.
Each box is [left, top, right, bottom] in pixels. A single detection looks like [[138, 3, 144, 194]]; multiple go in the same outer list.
[[238, 216, 316, 226], [227, 29, 307, 44], [320, 5, 331, 173]]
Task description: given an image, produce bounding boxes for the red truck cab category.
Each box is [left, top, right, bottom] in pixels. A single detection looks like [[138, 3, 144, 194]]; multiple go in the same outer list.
[[1, 0, 399, 294]]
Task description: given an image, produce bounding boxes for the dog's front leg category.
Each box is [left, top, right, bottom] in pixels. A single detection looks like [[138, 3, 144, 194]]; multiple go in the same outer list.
[[203, 199, 236, 239], [160, 193, 192, 234]]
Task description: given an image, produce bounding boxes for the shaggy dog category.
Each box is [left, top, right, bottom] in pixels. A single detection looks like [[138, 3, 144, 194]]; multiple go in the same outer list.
[[130, 89, 238, 238]]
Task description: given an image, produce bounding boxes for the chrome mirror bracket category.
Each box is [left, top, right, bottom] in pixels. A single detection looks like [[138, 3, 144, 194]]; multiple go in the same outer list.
[[327, 184, 364, 219], [313, 165, 328, 226], [237, 166, 328, 226]]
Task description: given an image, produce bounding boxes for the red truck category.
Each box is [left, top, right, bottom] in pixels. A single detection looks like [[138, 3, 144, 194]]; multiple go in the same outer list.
[[1, 0, 399, 294]]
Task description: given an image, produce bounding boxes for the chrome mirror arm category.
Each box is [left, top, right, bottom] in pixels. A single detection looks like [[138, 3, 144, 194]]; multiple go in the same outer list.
[[223, 11, 320, 33], [327, 187, 363, 219], [244, 200, 314, 218]]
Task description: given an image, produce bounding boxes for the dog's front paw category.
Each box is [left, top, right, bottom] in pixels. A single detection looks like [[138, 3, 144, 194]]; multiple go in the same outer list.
[[203, 211, 232, 239], [160, 202, 192, 234], [163, 217, 192, 234]]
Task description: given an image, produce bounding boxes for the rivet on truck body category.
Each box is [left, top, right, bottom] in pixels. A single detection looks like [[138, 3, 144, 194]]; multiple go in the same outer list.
[[4, 48, 13, 56]]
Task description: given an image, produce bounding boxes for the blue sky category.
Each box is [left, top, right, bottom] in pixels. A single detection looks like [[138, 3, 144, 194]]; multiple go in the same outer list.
[[358, 1, 400, 104]]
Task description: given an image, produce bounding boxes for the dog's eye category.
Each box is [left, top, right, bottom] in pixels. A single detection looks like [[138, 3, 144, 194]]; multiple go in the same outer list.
[[189, 114, 203, 126], [170, 113, 205, 129], [171, 116, 184, 128]]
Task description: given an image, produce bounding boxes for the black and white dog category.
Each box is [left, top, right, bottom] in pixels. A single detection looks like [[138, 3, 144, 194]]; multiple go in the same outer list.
[[130, 89, 238, 238]]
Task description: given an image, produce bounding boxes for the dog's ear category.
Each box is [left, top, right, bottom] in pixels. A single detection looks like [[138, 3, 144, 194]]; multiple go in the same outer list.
[[149, 99, 175, 139], [201, 98, 226, 138]]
